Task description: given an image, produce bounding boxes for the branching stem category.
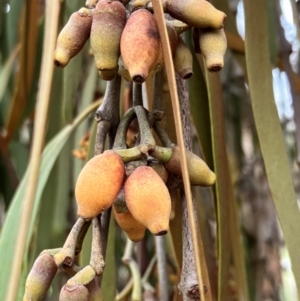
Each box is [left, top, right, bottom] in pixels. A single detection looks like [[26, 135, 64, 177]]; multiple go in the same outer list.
[[53, 218, 86, 267], [113, 108, 136, 149], [90, 217, 105, 275], [134, 106, 156, 153]]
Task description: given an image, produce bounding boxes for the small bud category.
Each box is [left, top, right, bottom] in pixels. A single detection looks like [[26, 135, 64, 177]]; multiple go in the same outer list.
[[54, 8, 92, 67], [23, 253, 57, 301], [166, 0, 226, 29], [173, 36, 193, 79], [199, 28, 227, 72], [91, 0, 126, 72], [164, 146, 216, 186]]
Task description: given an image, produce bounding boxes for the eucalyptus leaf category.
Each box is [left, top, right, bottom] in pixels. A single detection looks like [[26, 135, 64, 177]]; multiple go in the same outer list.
[[244, 0, 300, 296]]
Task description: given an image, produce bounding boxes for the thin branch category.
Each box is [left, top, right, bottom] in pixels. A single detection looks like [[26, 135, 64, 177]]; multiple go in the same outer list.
[[90, 217, 105, 275], [122, 239, 142, 301], [95, 75, 122, 148], [151, 1, 205, 301], [134, 105, 156, 152], [155, 236, 169, 301], [113, 108, 136, 149], [94, 120, 110, 156], [133, 83, 143, 107], [54, 218, 87, 267], [115, 256, 157, 301], [152, 69, 165, 120]]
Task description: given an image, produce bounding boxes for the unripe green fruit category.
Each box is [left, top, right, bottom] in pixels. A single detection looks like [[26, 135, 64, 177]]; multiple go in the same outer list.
[[199, 28, 227, 72], [173, 36, 193, 79], [23, 253, 57, 301], [166, 0, 226, 29], [165, 146, 216, 186], [91, 0, 126, 72], [54, 8, 92, 67]]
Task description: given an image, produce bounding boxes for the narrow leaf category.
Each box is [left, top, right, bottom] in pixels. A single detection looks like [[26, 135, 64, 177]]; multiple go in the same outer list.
[[244, 0, 300, 296], [206, 69, 231, 301]]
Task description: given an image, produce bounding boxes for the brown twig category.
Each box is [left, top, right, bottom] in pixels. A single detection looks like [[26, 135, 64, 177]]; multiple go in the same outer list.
[[95, 75, 122, 148], [152, 69, 165, 120], [90, 217, 105, 275], [155, 235, 169, 301], [53, 218, 87, 267]]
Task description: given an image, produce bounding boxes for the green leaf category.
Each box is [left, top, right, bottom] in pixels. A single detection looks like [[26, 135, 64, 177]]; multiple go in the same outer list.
[[244, 0, 300, 296], [187, 36, 213, 169], [206, 70, 232, 301]]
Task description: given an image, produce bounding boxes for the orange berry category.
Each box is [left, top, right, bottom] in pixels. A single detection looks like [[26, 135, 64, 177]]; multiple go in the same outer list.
[[121, 9, 160, 83], [75, 150, 125, 219], [113, 206, 146, 242], [124, 166, 171, 235]]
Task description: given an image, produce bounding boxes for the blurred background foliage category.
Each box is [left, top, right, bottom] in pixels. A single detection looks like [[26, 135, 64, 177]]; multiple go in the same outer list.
[[1, 0, 300, 300]]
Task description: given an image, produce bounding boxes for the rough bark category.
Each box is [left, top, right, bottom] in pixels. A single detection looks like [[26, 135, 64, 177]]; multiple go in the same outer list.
[[177, 76, 202, 300]]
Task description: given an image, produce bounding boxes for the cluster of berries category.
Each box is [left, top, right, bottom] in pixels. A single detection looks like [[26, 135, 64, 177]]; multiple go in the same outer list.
[[54, 0, 227, 82], [23, 0, 227, 299], [75, 119, 216, 242]]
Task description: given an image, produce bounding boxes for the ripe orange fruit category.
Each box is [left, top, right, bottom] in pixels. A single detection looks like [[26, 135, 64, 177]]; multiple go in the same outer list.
[[75, 150, 125, 219], [113, 206, 146, 242], [124, 166, 171, 235]]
